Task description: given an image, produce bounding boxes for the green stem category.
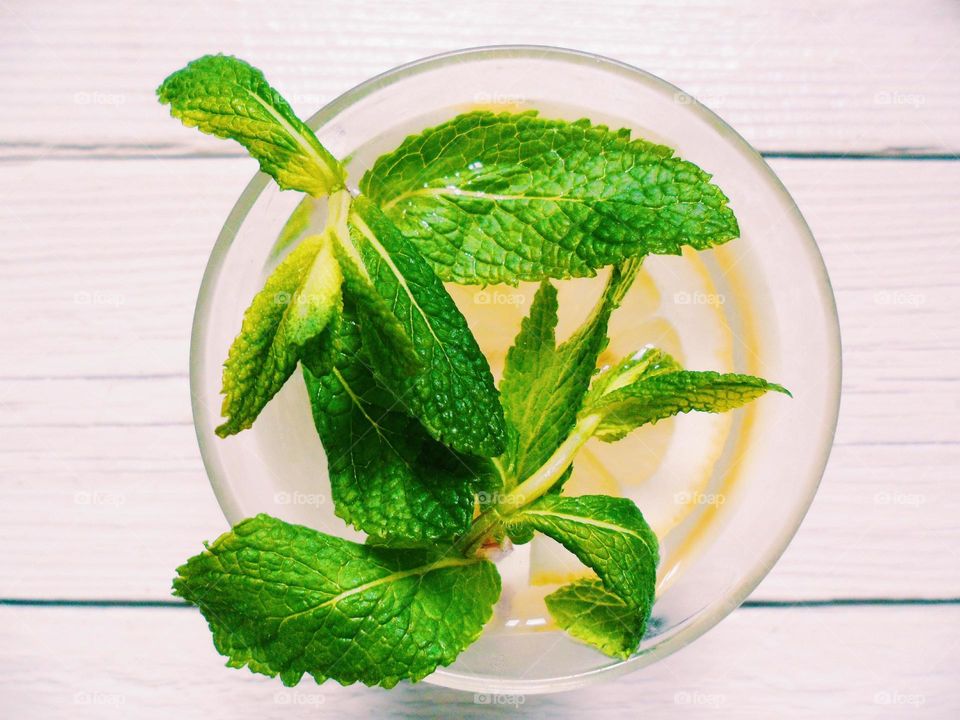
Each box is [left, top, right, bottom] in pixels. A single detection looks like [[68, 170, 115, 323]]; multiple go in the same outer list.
[[327, 188, 352, 239], [499, 413, 601, 510], [458, 413, 602, 555], [456, 508, 504, 557]]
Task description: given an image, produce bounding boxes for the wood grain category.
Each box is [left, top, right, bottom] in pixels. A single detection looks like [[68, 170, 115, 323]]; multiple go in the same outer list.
[[1, 1, 958, 158], [0, 604, 956, 718]]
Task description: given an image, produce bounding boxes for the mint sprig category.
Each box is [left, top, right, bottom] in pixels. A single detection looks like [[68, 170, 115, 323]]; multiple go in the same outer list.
[[159, 58, 504, 451], [162, 55, 790, 686], [158, 54, 344, 195]]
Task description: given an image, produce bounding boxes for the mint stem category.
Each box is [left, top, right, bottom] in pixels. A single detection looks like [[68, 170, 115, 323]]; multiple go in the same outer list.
[[500, 413, 602, 509], [458, 412, 603, 555], [456, 508, 504, 557]]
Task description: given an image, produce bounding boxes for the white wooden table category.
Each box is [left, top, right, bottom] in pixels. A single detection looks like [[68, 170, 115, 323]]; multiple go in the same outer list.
[[2, 1, 958, 717]]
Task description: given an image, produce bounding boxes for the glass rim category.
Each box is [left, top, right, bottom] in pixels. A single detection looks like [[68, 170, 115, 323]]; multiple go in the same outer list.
[[190, 44, 843, 694]]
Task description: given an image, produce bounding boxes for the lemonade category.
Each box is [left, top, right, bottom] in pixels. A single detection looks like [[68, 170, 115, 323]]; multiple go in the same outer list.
[[174, 51, 826, 693], [245, 101, 763, 639]]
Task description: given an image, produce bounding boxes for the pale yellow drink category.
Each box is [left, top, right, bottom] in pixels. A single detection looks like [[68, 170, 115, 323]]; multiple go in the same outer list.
[[258, 101, 762, 637]]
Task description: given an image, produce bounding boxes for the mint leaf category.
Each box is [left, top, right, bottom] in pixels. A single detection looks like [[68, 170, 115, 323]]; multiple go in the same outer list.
[[499, 262, 639, 484], [361, 111, 738, 284], [302, 303, 488, 541], [174, 514, 500, 688], [345, 196, 506, 457], [499, 281, 565, 482], [507, 494, 658, 608], [584, 345, 682, 408], [505, 494, 658, 658], [586, 364, 790, 442], [216, 231, 342, 437], [545, 579, 645, 660], [157, 54, 344, 195], [333, 239, 421, 376]]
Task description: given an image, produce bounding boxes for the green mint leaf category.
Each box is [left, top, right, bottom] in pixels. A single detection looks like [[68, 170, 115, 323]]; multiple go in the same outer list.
[[586, 365, 790, 443], [302, 304, 489, 541], [157, 54, 344, 195], [216, 232, 342, 437], [173, 514, 500, 688], [333, 239, 421, 376], [506, 494, 659, 658], [499, 281, 565, 483], [506, 494, 658, 609], [545, 579, 645, 660], [345, 195, 506, 457], [499, 263, 639, 484], [584, 345, 683, 408], [361, 111, 738, 285]]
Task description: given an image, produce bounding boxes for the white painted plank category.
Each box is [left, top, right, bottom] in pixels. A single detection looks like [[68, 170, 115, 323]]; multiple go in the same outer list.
[[0, 157, 958, 600], [1, 0, 958, 157], [2, 422, 955, 601], [2, 157, 957, 441], [757, 442, 960, 600], [2, 157, 957, 383], [0, 424, 219, 600], [0, 604, 956, 718], [0, 158, 244, 378]]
